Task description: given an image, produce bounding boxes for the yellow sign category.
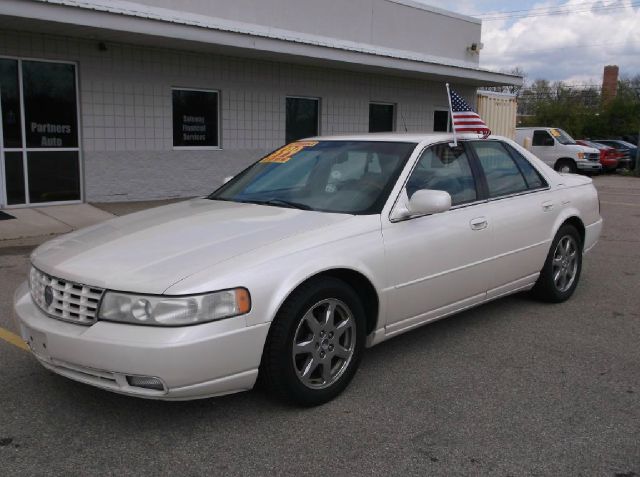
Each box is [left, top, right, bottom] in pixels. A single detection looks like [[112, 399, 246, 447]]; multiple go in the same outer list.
[[550, 128, 561, 137], [260, 141, 318, 164]]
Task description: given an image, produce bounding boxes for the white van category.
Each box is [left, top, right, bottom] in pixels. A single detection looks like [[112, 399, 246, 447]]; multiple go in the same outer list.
[[516, 127, 602, 174]]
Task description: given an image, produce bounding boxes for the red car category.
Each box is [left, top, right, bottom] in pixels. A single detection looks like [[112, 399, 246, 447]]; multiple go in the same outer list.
[[577, 140, 620, 171]]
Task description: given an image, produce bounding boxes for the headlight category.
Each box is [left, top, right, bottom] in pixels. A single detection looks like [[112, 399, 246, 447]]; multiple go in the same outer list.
[[577, 152, 585, 160], [98, 288, 251, 326]]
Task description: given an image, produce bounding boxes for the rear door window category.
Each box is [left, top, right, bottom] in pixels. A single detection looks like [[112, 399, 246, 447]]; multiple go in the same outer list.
[[505, 144, 547, 190], [470, 141, 528, 198]]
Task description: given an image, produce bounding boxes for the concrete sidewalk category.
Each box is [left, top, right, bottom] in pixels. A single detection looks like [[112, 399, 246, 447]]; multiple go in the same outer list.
[[0, 204, 116, 242], [0, 198, 187, 246]]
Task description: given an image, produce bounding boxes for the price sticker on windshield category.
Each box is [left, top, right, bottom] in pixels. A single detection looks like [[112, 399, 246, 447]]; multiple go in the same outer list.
[[550, 129, 561, 137], [260, 141, 318, 164]]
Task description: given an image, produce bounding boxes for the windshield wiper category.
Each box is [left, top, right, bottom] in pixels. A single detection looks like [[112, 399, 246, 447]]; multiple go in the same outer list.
[[241, 199, 313, 210]]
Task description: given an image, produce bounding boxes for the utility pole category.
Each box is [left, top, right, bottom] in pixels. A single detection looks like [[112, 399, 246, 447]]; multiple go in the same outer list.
[[634, 88, 640, 174], [636, 127, 640, 174]]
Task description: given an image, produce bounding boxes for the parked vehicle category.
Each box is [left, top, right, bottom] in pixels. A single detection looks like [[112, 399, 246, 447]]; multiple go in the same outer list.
[[592, 139, 637, 170], [14, 134, 603, 405], [576, 140, 619, 171], [621, 134, 638, 146], [515, 127, 602, 174]]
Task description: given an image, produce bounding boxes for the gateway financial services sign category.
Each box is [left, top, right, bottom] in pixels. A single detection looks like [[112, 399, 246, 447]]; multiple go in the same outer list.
[[172, 89, 219, 148]]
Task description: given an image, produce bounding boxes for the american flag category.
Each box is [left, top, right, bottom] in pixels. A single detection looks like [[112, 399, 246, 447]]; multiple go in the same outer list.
[[449, 88, 491, 139]]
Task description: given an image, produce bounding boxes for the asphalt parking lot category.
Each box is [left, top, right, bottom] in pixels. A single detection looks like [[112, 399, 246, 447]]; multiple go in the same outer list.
[[1, 175, 639, 476]]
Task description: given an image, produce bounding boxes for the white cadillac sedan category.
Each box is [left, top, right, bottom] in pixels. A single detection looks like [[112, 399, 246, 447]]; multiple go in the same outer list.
[[14, 134, 602, 405]]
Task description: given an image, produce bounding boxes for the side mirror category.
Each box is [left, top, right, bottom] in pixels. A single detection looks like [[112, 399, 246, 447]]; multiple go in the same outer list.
[[408, 189, 451, 216], [223, 176, 234, 184]]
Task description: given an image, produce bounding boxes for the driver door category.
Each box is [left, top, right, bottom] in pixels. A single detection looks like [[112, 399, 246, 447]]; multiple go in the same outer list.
[[529, 130, 556, 167], [381, 143, 493, 335]]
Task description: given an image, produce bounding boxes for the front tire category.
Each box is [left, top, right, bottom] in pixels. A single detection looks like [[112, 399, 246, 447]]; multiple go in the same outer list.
[[260, 277, 366, 406], [555, 159, 577, 174], [532, 224, 582, 303]]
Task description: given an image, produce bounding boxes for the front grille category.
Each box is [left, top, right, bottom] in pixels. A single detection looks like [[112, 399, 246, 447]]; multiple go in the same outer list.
[[587, 153, 600, 162], [29, 267, 104, 325]]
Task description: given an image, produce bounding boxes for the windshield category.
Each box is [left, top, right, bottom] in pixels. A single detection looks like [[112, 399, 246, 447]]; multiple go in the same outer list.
[[210, 140, 416, 214], [550, 128, 576, 145], [580, 140, 601, 150], [618, 140, 637, 148]]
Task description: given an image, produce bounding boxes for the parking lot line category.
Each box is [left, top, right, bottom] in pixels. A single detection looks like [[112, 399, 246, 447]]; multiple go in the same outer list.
[[0, 326, 29, 351]]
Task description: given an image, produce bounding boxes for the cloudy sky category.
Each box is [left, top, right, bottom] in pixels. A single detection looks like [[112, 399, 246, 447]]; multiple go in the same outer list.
[[422, 0, 640, 85]]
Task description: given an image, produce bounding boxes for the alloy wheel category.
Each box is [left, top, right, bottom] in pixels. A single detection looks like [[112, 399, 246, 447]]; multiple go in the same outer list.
[[552, 235, 578, 292], [291, 298, 356, 389]]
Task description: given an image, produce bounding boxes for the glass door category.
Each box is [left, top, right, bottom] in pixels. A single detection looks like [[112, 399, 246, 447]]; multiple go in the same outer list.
[[0, 58, 81, 207], [1, 58, 26, 206]]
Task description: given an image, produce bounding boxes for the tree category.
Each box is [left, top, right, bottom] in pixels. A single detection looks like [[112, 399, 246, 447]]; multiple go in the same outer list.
[[480, 66, 526, 96]]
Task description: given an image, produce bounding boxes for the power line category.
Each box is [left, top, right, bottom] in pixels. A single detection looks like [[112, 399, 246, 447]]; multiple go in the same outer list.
[[496, 39, 635, 54], [476, 0, 607, 17], [481, 3, 640, 20], [479, 2, 640, 21]]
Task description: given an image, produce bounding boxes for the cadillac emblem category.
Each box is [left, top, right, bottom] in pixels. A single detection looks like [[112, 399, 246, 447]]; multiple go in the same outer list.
[[44, 286, 54, 307]]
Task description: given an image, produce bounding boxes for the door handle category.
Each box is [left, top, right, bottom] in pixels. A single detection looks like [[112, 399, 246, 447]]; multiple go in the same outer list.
[[542, 200, 554, 211], [470, 217, 488, 231]]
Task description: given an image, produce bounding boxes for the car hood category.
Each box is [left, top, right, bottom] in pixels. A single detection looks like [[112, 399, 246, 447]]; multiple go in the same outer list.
[[31, 199, 352, 294], [569, 144, 599, 154]]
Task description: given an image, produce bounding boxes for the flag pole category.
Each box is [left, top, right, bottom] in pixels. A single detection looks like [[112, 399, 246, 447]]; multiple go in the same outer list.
[[445, 83, 457, 147]]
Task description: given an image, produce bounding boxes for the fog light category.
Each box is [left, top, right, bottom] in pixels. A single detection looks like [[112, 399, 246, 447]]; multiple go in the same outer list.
[[126, 375, 165, 391]]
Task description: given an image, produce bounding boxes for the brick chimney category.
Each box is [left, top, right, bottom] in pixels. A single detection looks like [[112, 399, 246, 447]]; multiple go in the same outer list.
[[602, 65, 619, 104]]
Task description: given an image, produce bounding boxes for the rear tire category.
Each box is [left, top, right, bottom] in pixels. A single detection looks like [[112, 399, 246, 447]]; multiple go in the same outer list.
[[555, 159, 577, 174], [260, 277, 366, 406], [532, 224, 582, 303]]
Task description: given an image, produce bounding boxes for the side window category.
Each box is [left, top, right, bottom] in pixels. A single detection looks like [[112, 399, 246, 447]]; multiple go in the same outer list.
[[406, 143, 477, 206], [505, 144, 547, 190], [471, 141, 528, 198], [532, 130, 554, 146]]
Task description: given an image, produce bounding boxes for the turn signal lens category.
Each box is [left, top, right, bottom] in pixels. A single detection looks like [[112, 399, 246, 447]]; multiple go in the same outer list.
[[236, 288, 251, 314]]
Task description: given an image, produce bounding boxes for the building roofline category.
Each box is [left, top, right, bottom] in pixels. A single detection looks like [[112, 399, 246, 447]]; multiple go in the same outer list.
[[1, 0, 520, 86], [387, 0, 481, 25]]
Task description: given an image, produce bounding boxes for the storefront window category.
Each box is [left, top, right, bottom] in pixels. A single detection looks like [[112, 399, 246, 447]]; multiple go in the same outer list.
[[27, 151, 80, 203], [4, 152, 25, 205], [433, 110, 450, 132], [22, 61, 78, 148], [369, 103, 395, 133], [172, 89, 219, 148], [1, 59, 80, 206], [0, 59, 22, 148], [286, 97, 319, 143]]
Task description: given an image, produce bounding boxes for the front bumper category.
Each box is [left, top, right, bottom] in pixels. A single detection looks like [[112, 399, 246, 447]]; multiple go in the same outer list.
[[13, 282, 270, 400], [576, 161, 602, 172]]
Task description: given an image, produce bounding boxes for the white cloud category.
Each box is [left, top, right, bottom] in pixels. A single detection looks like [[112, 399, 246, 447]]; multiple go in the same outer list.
[[479, 0, 640, 82]]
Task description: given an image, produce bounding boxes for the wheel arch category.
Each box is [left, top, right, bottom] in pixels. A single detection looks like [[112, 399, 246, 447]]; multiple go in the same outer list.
[[275, 268, 380, 337], [554, 157, 577, 169], [553, 213, 586, 248]]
